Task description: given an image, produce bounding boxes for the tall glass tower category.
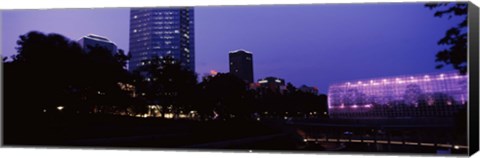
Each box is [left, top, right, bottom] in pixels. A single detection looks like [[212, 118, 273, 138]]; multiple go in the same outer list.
[[129, 8, 195, 72]]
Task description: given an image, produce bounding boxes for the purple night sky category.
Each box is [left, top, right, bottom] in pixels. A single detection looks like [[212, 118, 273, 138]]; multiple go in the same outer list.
[[1, 3, 463, 93]]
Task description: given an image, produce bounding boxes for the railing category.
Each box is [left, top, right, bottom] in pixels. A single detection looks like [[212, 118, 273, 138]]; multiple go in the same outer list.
[[287, 119, 467, 151], [302, 136, 468, 150]]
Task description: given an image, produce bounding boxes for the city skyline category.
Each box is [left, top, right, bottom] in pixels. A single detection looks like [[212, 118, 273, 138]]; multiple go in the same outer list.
[[1, 2, 473, 154], [1, 3, 463, 93]]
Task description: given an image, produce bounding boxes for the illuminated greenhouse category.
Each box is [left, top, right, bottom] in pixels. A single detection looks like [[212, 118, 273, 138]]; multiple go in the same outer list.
[[327, 71, 468, 119]]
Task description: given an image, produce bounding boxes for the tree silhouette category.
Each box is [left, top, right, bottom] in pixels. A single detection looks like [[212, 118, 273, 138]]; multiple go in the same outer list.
[[4, 31, 135, 115], [82, 46, 134, 113], [115, 49, 131, 70], [135, 55, 198, 117], [2, 55, 7, 62], [6, 31, 85, 114], [198, 73, 251, 120], [425, 2, 468, 74], [4, 31, 86, 144], [286, 82, 297, 94]]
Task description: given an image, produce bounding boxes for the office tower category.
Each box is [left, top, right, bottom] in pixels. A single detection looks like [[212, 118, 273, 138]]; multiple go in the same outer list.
[[229, 50, 254, 83], [129, 8, 195, 72], [328, 71, 468, 119], [78, 34, 118, 54]]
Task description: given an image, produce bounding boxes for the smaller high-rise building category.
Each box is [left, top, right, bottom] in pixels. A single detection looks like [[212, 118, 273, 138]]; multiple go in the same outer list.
[[78, 34, 118, 55], [229, 50, 254, 83]]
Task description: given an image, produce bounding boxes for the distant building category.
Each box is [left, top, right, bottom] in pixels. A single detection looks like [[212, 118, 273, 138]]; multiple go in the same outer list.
[[78, 34, 118, 54], [129, 8, 195, 72], [229, 50, 254, 83], [298, 85, 319, 95], [327, 71, 468, 119], [118, 82, 136, 98], [257, 76, 286, 93]]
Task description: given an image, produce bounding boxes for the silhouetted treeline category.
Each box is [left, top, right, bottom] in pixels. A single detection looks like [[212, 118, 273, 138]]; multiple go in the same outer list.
[[3, 31, 328, 124]]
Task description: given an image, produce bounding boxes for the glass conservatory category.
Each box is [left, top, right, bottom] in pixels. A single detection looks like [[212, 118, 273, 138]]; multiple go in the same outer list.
[[327, 71, 468, 119]]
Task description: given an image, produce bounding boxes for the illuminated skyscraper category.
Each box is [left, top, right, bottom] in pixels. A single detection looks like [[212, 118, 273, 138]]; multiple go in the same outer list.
[[229, 50, 254, 83], [129, 8, 195, 72]]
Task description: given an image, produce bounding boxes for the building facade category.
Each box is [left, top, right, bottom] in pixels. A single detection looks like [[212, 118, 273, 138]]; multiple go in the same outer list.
[[257, 76, 286, 94], [129, 8, 195, 72], [328, 71, 468, 119], [229, 50, 254, 83], [78, 34, 118, 54]]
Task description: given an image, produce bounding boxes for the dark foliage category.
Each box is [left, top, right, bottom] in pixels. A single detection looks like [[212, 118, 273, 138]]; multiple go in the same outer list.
[[134, 55, 199, 116], [425, 2, 468, 75], [4, 31, 329, 124], [197, 73, 252, 119], [4, 31, 137, 119]]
